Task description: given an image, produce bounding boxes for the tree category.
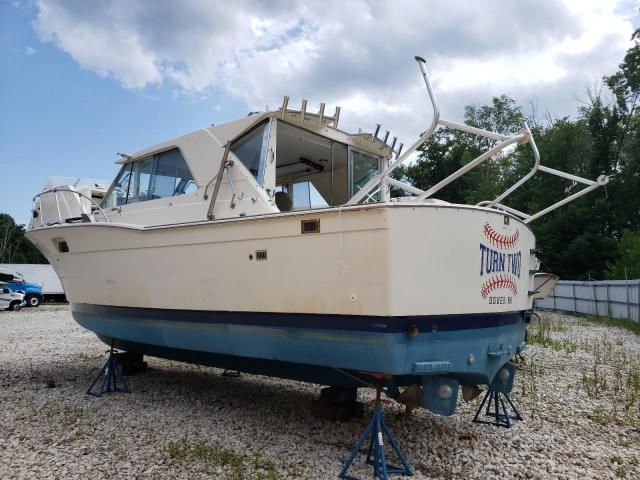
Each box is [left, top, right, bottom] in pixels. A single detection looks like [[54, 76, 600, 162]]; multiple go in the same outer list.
[[606, 231, 640, 280], [0, 213, 48, 264], [395, 94, 524, 205]]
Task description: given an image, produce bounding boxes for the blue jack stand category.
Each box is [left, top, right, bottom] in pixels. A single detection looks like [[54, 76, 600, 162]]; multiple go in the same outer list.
[[339, 386, 413, 480], [472, 363, 522, 428], [86, 344, 130, 397]]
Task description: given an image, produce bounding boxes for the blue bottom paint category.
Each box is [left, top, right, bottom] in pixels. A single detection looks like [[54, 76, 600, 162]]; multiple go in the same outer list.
[[72, 303, 526, 387]]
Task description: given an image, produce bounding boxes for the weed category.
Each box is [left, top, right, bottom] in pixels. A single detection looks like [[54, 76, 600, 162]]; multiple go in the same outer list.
[[527, 318, 577, 353], [589, 406, 612, 425], [37, 403, 88, 426], [615, 466, 627, 478], [166, 437, 284, 479], [588, 316, 640, 336]]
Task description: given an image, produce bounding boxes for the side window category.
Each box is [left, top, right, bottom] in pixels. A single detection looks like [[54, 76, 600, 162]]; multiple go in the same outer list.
[[127, 157, 154, 204], [231, 123, 269, 185], [291, 180, 329, 210], [350, 149, 381, 200], [101, 148, 196, 207], [152, 149, 195, 198]]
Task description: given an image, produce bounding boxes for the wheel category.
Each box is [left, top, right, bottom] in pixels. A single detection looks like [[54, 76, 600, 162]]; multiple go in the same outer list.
[[9, 301, 21, 311], [26, 295, 41, 307]]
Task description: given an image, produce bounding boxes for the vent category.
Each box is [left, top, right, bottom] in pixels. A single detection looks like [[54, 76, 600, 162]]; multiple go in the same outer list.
[[255, 250, 267, 261], [301, 219, 320, 234], [58, 240, 69, 253]]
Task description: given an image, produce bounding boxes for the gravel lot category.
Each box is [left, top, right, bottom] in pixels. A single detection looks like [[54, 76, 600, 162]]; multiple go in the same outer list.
[[1, 306, 639, 479]]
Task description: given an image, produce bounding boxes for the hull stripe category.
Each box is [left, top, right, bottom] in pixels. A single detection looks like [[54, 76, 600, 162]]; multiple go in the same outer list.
[[72, 303, 523, 333]]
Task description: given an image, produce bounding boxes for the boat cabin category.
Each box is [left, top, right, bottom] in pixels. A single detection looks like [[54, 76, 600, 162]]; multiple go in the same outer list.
[[97, 102, 397, 225]]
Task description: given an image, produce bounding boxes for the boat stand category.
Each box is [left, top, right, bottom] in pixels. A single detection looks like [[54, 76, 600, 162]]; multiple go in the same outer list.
[[339, 385, 412, 480], [472, 387, 522, 428], [86, 343, 130, 397]]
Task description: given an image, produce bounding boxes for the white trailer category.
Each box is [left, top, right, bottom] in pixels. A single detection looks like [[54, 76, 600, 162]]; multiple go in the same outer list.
[[0, 264, 65, 302]]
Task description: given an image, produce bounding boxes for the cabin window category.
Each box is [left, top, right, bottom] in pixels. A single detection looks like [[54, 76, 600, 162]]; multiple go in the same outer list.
[[151, 149, 196, 199], [101, 165, 132, 208], [232, 122, 269, 185], [128, 157, 154, 204], [349, 149, 381, 200], [291, 181, 329, 210], [101, 148, 195, 208]]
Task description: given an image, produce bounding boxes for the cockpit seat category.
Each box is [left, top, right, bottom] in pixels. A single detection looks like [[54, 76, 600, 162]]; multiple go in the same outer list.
[[275, 191, 293, 212]]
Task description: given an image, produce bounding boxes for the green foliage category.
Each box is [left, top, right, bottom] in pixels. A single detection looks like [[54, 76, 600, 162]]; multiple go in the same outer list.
[[396, 40, 640, 280], [166, 437, 284, 479], [606, 231, 640, 279], [588, 314, 640, 336], [0, 213, 47, 264]]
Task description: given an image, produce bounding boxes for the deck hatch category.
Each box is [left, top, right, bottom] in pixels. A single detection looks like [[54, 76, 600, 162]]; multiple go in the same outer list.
[[301, 219, 320, 234]]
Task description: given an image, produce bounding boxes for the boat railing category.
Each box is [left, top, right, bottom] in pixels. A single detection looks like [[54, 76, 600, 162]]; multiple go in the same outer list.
[[32, 188, 110, 226], [205, 141, 233, 220], [346, 56, 609, 223]]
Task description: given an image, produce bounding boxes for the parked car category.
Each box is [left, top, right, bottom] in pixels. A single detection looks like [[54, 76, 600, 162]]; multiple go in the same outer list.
[[0, 287, 25, 311], [0, 267, 44, 307]]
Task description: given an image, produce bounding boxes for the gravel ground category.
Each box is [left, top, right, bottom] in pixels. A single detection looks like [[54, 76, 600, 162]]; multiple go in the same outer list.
[[1, 306, 639, 479]]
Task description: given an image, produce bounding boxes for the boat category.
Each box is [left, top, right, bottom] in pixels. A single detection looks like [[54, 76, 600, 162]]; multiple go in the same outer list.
[[25, 57, 607, 416]]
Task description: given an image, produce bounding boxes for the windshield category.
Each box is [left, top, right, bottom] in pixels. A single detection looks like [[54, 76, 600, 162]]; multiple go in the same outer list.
[[101, 165, 132, 208]]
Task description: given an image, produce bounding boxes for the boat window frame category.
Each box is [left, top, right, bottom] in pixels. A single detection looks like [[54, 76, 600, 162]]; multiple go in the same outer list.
[[230, 120, 271, 187], [347, 146, 383, 200], [101, 146, 195, 208]]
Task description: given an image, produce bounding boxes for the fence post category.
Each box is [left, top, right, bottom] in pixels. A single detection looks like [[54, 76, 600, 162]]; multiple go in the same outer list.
[[592, 282, 597, 316], [572, 283, 577, 314], [626, 280, 631, 321], [604, 283, 610, 318], [636, 283, 639, 323]]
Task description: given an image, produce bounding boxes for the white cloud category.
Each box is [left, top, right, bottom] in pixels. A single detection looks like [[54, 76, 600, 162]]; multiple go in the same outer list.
[[24, 46, 36, 55], [32, 0, 636, 140]]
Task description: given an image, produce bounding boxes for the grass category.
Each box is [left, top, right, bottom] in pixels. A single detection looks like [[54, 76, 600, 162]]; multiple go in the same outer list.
[[529, 313, 640, 429], [527, 317, 578, 353], [166, 437, 284, 480], [35, 403, 88, 426], [587, 315, 640, 336]]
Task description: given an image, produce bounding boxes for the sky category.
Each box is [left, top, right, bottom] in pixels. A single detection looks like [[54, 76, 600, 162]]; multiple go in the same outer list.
[[1, 0, 638, 225]]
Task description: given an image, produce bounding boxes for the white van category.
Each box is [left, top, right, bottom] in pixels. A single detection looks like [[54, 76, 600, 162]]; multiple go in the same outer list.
[[0, 286, 25, 311]]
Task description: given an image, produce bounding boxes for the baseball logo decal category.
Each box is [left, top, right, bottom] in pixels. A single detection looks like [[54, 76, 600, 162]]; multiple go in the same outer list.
[[480, 222, 521, 303]]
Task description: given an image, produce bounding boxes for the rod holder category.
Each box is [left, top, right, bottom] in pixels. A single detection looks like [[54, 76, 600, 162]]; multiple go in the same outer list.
[[280, 96, 289, 119], [372, 124, 381, 142]]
